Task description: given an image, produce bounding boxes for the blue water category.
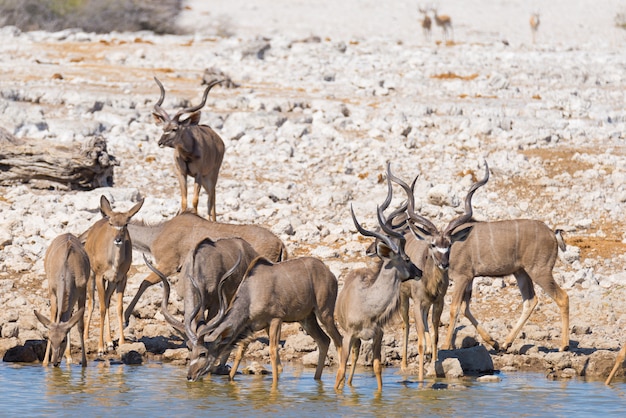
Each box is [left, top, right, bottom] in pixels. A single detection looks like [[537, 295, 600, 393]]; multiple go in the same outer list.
[[1, 361, 625, 417]]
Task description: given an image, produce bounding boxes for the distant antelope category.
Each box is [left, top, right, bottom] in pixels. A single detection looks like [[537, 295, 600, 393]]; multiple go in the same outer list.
[[124, 211, 287, 326], [152, 77, 225, 221], [419, 6, 432, 40], [530, 12, 540, 44], [146, 236, 260, 377], [34, 233, 90, 367], [389, 163, 489, 382], [606, 344, 626, 385], [334, 205, 421, 391], [432, 6, 453, 42], [81, 195, 144, 355], [178, 254, 344, 384]]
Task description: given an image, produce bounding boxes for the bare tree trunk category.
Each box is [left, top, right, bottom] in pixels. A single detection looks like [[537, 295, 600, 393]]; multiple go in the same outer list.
[[0, 130, 117, 190]]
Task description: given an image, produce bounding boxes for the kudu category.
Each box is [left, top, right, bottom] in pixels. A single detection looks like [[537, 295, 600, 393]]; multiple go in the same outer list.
[[606, 344, 626, 385], [432, 7, 453, 42], [334, 205, 421, 391], [419, 6, 432, 40], [124, 211, 287, 326], [34, 233, 90, 367], [439, 187, 570, 353], [82, 195, 144, 355], [145, 236, 260, 376], [152, 77, 226, 221], [530, 12, 540, 44], [388, 163, 489, 382], [177, 255, 344, 384]]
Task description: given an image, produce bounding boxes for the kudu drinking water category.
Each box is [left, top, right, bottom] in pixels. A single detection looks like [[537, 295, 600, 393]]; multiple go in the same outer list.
[[81, 195, 144, 355], [152, 77, 225, 220], [34, 233, 90, 367], [334, 205, 421, 391], [174, 254, 344, 384], [145, 236, 260, 377], [124, 211, 287, 326], [387, 163, 489, 381]]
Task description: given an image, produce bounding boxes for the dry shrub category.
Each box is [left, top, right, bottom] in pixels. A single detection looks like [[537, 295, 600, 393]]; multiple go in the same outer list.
[[0, 0, 182, 34]]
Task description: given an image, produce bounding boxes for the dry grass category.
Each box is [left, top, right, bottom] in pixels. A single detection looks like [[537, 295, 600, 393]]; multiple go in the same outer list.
[[431, 72, 479, 81]]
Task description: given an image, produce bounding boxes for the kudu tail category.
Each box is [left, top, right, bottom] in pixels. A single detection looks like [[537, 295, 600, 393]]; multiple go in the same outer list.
[[555, 229, 566, 252]]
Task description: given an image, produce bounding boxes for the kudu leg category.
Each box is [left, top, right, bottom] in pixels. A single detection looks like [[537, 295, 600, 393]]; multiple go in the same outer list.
[[446, 281, 499, 350], [531, 271, 570, 352], [42, 302, 57, 367], [192, 182, 201, 217], [347, 338, 361, 387], [115, 279, 127, 346], [606, 344, 626, 385], [229, 342, 249, 381], [268, 318, 283, 385], [208, 183, 217, 222], [399, 292, 411, 371], [460, 283, 499, 350], [372, 328, 384, 391], [42, 338, 52, 366], [96, 276, 108, 355], [176, 170, 189, 213], [443, 281, 468, 350], [317, 309, 344, 375], [416, 305, 428, 382], [124, 272, 162, 327], [335, 335, 354, 390], [502, 272, 538, 351], [64, 330, 73, 365], [431, 297, 444, 365], [78, 315, 87, 367], [98, 279, 117, 354], [200, 178, 217, 221], [84, 275, 95, 342], [300, 315, 331, 380]]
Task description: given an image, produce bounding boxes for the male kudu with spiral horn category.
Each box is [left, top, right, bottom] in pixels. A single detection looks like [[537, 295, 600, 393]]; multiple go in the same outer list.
[[152, 77, 225, 220]]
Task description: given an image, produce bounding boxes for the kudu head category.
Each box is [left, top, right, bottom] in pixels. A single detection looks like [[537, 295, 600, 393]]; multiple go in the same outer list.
[[34, 307, 85, 366], [391, 162, 489, 271], [99, 195, 144, 249], [147, 251, 241, 382], [185, 255, 242, 382], [152, 77, 223, 149], [352, 204, 421, 281]]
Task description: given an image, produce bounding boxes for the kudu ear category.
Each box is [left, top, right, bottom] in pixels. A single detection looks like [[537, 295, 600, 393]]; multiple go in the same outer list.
[[205, 325, 233, 344], [365, 241, 378, 257], [99, 195, 114, 219], [451, 225, 474, 243], [34, 310, 51, 328], [126, 199, 144, 219], [375, 241, 393, 259], [180, 111, 201, 126], [65, 307, 85, 330], [152, 112, 166, 125], [408, 223, 431, 242]]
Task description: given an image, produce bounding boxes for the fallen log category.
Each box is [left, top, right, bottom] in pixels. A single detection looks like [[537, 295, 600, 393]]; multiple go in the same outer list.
[[0, 129, 117, 190]]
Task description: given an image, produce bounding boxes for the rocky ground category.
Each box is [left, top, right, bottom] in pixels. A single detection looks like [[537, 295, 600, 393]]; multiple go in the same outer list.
[[1, 1, 626, 382]]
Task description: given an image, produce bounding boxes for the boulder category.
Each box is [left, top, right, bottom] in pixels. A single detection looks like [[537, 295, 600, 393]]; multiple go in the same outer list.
[[438, 346, 494, 375]]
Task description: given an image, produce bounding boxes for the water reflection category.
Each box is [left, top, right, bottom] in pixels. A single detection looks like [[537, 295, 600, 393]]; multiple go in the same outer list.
[[1, 362, 625, 417]]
